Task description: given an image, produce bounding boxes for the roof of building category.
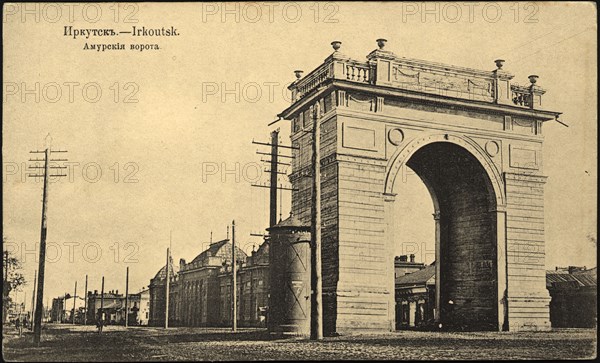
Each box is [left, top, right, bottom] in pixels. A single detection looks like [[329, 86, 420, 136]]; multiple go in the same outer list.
[[152, 255, 176, 281], [267, 213, 310, 231], [245, 240, 269, 267], [188, 239, 247, 266], [546, 267, 596, 289], [396, 264, 435, 286], [101, 301, 121, 310]]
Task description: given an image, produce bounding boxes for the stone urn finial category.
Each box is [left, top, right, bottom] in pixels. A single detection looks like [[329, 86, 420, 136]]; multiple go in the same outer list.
[[294, 70, 304, 79], [376, 38, 387, 50], [494, 59, 505, 69], [528, 75, 539, 84], [331, 41, 342, 52]]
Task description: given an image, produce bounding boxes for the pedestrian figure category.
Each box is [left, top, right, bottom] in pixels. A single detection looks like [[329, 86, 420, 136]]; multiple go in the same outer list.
[[96, 310, 104, 334], [15, 316, 23, 336]]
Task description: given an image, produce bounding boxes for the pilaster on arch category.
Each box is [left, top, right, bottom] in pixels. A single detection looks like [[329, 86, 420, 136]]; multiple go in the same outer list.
[[383, 133, 506, 208]]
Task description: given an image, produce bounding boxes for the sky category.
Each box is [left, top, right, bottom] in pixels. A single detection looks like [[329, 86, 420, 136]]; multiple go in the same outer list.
[[3, 2, 597, 309]]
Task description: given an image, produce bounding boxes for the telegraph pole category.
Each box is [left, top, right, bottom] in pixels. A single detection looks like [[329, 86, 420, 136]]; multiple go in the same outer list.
[[231, 220, 237, 332], [125, 267, 129, 327], [165, 246, 170, 329], [269, 130, 279, 227], [100, 276, 105, 329], [28, 137, 68, 345], [252, 131, 297, 229], [62, 292, 66, 323], [3, 252, 7, 324], [83, 275, 88, 326], [72, 281, 77, 324], [310, 102, 323, 340], [30, 270, 37, 330]]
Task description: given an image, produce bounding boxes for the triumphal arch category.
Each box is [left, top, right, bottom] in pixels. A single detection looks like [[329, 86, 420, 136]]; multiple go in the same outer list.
[[278, 39, 561, 333]]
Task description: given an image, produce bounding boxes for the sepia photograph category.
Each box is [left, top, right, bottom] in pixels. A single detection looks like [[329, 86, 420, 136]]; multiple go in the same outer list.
[[2, 1, 597, 360]]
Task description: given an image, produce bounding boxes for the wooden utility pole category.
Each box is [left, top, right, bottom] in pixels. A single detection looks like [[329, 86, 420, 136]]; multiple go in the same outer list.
[[100, 276, 105, 326], [310, 102, 323, 340], [231, 220, 237, 332], [3, 251, 7, 293], [269, 130, 279, 227], [251, 132, 297, 229], [72, 281, 77, 324], [165, 246, 170, 329], [29, 141, 68, 345], [125, 267, 129, 327], [3, 252, 8, 324], [23, 291, 26, 324], [83, 275, 88, 325], [32, 148, 49, 343], [30, 270, 37, 330], [62, 292, 66, 323]]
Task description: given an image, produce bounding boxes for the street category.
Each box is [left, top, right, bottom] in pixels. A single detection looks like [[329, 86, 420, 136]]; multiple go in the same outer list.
[[2, 324, 596, 361]]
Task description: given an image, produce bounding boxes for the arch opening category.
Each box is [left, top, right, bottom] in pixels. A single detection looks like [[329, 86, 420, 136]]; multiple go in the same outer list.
[[393, 141, 499, 331]]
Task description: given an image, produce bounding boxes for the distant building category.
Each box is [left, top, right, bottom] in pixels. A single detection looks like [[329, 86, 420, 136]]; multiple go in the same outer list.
[[51, 297, 65, 323], [85, 290, 142, 325], [546, 266, 597, 328], [148, 238, 254, 327], [395, 258, 435, 330], [218, 241, 269, 327], [395, 254, 425, 278], [148, 258, 177, 327], [136, 288, 150, 326]]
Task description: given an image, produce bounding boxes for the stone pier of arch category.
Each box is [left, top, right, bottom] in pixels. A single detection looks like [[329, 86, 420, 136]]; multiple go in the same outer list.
[[279, 40, 561, 334]]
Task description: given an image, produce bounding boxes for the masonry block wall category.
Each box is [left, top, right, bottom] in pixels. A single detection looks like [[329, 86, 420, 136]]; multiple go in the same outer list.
[[336, 158, 391, 332], [504, 173, 551, 330]]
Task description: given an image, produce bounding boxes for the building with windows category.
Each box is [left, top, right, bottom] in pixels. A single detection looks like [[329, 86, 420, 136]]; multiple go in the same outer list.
[[178, 239, 246, 327], [148, 238, 260, 327], [85, 290, 142, 325], [218, 241, 269, 327], [394, 257, 435, 330], [136, 288, 150, 326], [148, 257, 177, 326]]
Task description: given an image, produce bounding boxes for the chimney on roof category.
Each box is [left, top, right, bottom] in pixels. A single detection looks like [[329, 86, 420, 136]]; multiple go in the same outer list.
[[116, 290, 119, 295], [399, 255, 408, 262], [568, 266, 586, 274], [410, 254, 415, 263], [94, 290, 98, 295]]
